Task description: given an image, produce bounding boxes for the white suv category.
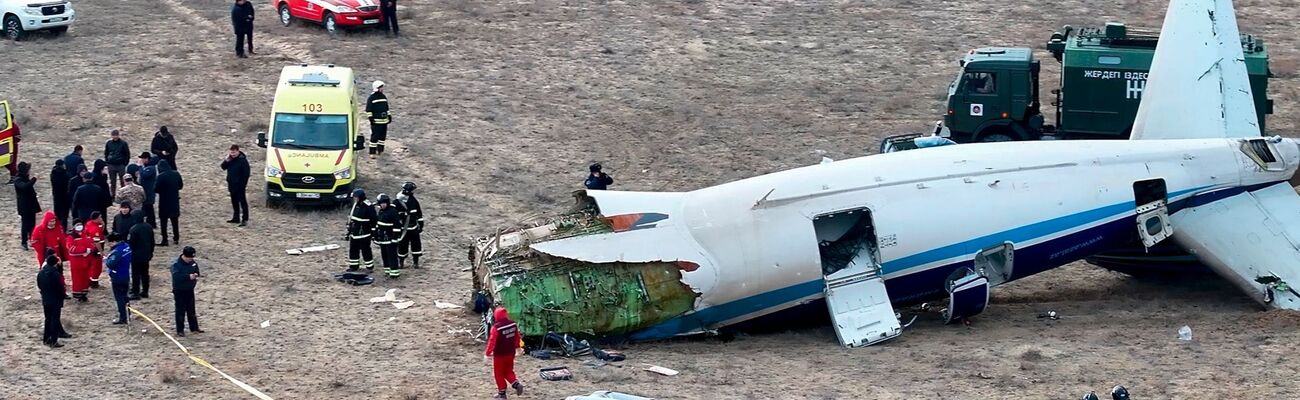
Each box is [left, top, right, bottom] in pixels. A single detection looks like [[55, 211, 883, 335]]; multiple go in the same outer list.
[[2, 0, 75, 41]]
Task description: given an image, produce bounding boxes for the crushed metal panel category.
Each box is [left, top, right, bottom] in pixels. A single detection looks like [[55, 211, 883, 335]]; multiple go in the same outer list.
[[492, 261, 699, 337]]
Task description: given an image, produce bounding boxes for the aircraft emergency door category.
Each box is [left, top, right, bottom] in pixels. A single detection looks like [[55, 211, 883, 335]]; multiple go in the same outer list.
[[1134, 179, 1172, 248], [813, 208, 902, 348]]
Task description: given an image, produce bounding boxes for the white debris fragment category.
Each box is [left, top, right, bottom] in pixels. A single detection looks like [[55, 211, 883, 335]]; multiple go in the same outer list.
[[24, 296, 31, 300], [286, 244, 341, 255], [370, 288, 398, 303], [260, 320, 271, 328], [435, 301, 463, 309], [1178, 325, 1193, 341], [642, 364, 678, 376], [820, 157, 834, 165], [393, 301, 415, 310], [448, 328, 471, 335]]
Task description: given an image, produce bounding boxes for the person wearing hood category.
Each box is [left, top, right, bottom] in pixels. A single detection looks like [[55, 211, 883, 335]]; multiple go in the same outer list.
[[51, 159, 71, 228], [62, 145, 85, 180], [37, 250, 70, 348], [14, 162, 40, 250], [154, 160, 183, 246], [127, 210, 154, 299], [484, 307, 525, 399], [104, 233, 132, 324], [65, 164, 87, 221], [71, 171, 107, 227], [91, 159, 111, 218], [171, 246, 203, 336], [220, 145, 250, 226], [126, 152, 158, 227], [150, 127, 178, 172], [365, 81, 391, 159], [104, 130, 131, 195], [66, 219, 97, 302], [30, 211, 68, 269], [111, 201, 140, 239], [84, 211, 108, 289]]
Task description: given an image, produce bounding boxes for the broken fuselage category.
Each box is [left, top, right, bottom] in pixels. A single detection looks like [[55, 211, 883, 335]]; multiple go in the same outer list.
[[471, 137, 1298, 342]]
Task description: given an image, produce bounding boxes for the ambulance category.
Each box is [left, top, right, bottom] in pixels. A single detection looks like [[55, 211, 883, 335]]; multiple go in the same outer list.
[[0, 100, 17, 176], [257, 64, 363, 206]]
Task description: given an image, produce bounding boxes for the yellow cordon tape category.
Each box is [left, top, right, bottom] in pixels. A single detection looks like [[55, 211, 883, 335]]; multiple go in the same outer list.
[[128, 306, 275, 400]]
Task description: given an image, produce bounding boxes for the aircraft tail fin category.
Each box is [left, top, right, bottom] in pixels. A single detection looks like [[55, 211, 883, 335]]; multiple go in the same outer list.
[[1129, 0, 1260, 140]]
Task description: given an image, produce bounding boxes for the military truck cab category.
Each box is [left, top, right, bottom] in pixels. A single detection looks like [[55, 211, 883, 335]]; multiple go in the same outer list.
[[943, 47, 1042, 142], [939, 22, 1272, 143]]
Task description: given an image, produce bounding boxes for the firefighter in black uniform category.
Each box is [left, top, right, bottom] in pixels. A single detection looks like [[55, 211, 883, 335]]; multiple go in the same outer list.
[[346, 189, 377, 272], [374, 194, 404, 278], [366, 81, 391, 159], [395, 181, 424, 268]]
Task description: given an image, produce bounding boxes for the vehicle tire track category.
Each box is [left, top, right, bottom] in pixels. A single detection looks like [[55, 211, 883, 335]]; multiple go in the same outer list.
[[158, 0, 317, 64]]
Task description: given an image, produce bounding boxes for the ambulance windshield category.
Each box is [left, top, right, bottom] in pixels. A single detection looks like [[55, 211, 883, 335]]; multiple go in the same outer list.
[[271, 113, 349, 150]]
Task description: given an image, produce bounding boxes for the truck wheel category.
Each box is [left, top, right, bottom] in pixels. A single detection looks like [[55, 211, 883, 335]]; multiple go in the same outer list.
[[324, 13, 338, 35], [279, 4, 293, 27], [978, 132, 1016, 142], [4, 15, 24, 41]]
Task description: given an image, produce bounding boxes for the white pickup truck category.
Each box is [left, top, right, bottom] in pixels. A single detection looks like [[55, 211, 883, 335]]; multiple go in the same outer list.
[[2, 0, 75, 40]]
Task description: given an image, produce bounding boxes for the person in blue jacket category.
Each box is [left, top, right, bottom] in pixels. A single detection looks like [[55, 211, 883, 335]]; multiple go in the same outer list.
[[105, 233, 132, 325], [583, 163, 614, 190]]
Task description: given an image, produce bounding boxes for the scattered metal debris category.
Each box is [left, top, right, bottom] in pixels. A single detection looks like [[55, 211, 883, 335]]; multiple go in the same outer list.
[[286, 243, 340, 255], [642, 364, 678, 376], [565, 391, 655, 400]]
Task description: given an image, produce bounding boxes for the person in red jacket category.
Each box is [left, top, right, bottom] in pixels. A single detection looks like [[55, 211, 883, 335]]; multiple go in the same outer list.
[[84, 212, 107, 288], [30, 211, 68, 267], [484, 307, 524, 399], [66, 220, 98, 302]]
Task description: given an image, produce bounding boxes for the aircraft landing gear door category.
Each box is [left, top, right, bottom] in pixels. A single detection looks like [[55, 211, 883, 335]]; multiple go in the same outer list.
[[1134, 179, 1172, 248], [814, 208, 902, 348]]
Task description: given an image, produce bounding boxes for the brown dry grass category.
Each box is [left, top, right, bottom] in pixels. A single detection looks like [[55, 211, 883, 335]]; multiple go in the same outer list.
[[0, 0, 1298, 399]]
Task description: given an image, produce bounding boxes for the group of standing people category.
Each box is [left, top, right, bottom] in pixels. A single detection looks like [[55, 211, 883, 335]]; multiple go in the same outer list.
[[15, 127, 204, 348], [345, 182, 424, 279]]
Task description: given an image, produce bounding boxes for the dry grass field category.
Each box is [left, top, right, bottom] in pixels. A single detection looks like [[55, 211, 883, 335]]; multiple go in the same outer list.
[[1, 0, 1299, 398]]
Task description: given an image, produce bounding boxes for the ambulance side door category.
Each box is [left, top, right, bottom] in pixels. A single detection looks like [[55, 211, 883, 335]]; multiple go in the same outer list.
[[0, 101, 14, 169]]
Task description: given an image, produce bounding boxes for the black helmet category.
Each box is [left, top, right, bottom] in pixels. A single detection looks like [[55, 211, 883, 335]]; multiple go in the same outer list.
[[589, 163, 602, 173], [352, 189, 366, 199], [1110, 386, 1130, 400], [1082, 392, 1099, 400], [377, 193, 391, 204], [401, 181, 416, 193]]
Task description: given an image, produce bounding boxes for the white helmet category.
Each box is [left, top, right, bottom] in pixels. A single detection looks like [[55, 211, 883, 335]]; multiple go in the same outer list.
[[372, 80, 385, 91]]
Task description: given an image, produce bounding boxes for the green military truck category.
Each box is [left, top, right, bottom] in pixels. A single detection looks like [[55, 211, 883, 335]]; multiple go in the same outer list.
[[938, 22, 1274, 143]]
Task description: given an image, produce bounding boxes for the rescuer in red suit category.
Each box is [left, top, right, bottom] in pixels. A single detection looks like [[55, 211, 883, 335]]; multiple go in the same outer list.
[[66, 221, 97, 302], [31, 211, 68, 268], [484, 307, 524, 399]]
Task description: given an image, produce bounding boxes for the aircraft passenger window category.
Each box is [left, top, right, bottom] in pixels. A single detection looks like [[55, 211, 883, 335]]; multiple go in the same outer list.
[[1144, 217, 1164, 236], [963, 72, 996, 95], [1098, 56, 1122, 65]]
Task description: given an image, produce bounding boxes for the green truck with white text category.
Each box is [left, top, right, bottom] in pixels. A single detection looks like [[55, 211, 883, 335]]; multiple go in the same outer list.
[[937, 22, 1273, 143]]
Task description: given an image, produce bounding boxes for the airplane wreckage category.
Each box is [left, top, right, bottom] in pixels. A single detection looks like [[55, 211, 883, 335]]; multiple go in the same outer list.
[[471, 0, 1300, 347]]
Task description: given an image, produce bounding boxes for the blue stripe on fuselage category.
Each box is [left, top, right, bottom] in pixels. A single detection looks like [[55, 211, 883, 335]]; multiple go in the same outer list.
[[627, 185, 1222, 341]]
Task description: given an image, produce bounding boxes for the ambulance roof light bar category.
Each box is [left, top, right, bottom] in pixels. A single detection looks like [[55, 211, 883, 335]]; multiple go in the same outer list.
[[288, 72, 340, 87]]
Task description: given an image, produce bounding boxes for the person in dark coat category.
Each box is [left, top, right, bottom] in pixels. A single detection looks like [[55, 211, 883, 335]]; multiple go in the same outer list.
[[220, 145, 250, 226], [110, 201, 140, 239], [154, 160, 183, 246], [65, 163, 87, 218], [103, 130, 131, 195], [171, 246, 203, 336], [50, 160, 70, 228], [71, 171, 107, 223], [126, 152, 158, 227], [37, 250, 70, 347], [365, 81, 391, 158], [14, 162, 40, 250], [380, 0, 399, 37], [231, 0, 255, 58], [127, 211, 154, 299], [583, 163, 614, 190], [91, 159, 111, 220], [62, 145, 85, 179], [150, 127, 178, 172]]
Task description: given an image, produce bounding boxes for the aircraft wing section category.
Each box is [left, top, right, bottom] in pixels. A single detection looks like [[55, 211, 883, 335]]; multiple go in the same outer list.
[[1130, 0, 1260, 140], [1170, 183, 1300, 309]]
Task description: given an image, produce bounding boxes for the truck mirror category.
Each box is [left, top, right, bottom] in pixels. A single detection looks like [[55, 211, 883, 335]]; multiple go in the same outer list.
[[256, 131, 268, 148]]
